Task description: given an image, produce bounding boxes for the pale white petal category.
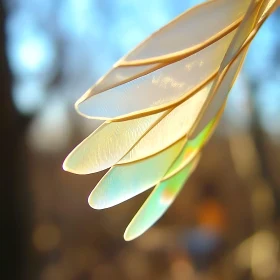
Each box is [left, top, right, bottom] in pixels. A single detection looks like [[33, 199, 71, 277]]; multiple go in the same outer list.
[[76, 31, 235, 120], [63, 111, 167, 174]]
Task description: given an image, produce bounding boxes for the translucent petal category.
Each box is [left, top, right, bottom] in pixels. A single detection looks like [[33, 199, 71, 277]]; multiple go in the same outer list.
[[191, 0, 278, 138], [76, 0, 251, 101], [123, 0, 251, 64], [163, 112, 221, 180], [123, 108, 224, 241], [76, 31, 236, 120], [191, 47, 248, 138], [77, 63, 163, 105], [88, 137, 186, 209], [63, 111, 168, 174], [119, 82, 212, 164], [221, 0, 263, 69], [75, 0, 276, 122], [124, 155, 200, 241], [257, 0, 279, 22]]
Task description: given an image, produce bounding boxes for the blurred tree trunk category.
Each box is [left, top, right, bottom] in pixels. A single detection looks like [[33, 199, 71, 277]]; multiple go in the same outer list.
[[0, 3, 36, 279], [250, 80, 280, 220]]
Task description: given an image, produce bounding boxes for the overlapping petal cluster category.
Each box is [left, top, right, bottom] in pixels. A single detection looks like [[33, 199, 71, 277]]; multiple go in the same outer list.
[[63, 0, 278, 240]]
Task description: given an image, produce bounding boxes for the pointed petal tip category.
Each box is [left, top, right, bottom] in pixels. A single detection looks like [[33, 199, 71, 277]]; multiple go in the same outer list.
[[62, 160, 70, 172], [88, 196, 103, 210], [123, 234, 131, 242], [62, 156, 92, 175], [124, 219, 150, 241], [74, 97, 92, 119], [88, 190, 119, 210], [62, 138, 115, 175], [88, 198, 129, 210], [123, 228, 139, 242], [88, 191, 104, 209], [62, 157, 79, 174], [74, 95, 110, 121]]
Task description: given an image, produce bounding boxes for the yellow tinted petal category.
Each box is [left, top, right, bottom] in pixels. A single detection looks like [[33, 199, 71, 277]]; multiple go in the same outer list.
[[63, 111, 168, 174]]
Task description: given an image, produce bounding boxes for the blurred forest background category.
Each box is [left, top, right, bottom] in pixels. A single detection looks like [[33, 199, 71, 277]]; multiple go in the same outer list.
[[1, 0, 280, 279]]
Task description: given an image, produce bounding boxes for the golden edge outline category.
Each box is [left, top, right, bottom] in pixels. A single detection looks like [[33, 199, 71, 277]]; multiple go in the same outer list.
[[74, 62, 167, 108], [111, 133, 189, 167], [118, 17, 243, 67], [74, 0, 247, 106], [257, 0, 279, 20], [219, 0, 264, 70]]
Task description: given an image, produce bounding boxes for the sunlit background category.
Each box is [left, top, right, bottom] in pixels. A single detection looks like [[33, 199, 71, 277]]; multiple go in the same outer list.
[[1, 0, 280, 279]]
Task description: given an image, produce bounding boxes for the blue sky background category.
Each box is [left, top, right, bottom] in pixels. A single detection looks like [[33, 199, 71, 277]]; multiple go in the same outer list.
[[4, 0, 280, 151]]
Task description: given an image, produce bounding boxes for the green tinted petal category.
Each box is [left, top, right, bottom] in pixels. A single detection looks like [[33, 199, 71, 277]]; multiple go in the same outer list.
[[88, 138, 186, 209], [124, 108, 224, 240], [163, 114, 219, 180], [124, 155, 200, 241]]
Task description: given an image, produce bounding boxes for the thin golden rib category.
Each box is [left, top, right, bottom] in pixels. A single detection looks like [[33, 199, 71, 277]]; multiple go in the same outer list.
[[190, 0, 278, 138], [161, 102, 225, 181], [107, 11, 274, 123], [118, 0, 250, 66], [119, 18, 242, 67]]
